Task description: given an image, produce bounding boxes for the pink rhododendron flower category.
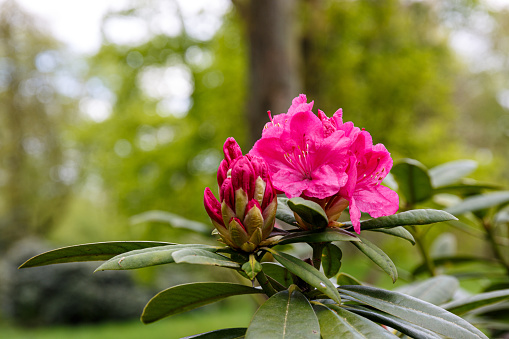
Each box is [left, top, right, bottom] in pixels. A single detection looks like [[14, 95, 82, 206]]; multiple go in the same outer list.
[[250, 94, 399, 234]]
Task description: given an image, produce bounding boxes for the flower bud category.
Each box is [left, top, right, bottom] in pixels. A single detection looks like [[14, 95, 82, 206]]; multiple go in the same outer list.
[[204, 138, 277, 252]]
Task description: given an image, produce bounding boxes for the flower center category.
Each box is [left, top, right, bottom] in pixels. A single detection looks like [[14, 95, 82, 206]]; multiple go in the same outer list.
[[284, 143, 313, 180]]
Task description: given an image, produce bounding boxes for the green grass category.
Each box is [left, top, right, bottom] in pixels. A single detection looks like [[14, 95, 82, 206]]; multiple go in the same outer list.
[[1, 299, 256, 339]]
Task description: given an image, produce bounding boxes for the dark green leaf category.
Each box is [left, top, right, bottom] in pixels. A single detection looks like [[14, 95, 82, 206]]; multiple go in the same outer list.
[[18, 241, 174, 268], [130, 210, 210, 234], [314, 304, 398, 338], [433, 180, 501, 195], [183, 328, 246, 339], [262, 262, 293, 289], [338, 285, 488, 339], [242, 254, 262, 280], [445, 191, 509, 216], [246, 288, 320, 339], [369, 226, 415, 244], [276, 197, 298, 225], [172, 248, 240, 268], [396, 275, 459, 305], [337, 273, 363, 286], [322, 243, 342, 278], [287, 197, 329, 229], [391, 159, 433, 204], [267, 249, 341, 304], [94, 244, 219, 271], [441, 289, 509, 315], [278, 228, 359, 245], [428, 160, 477, 188], [352, 237, 398, 283], [412, 256, 498, 276], [141, 282, 262, 324]]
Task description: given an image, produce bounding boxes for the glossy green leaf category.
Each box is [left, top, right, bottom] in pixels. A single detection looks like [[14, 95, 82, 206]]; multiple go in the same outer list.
[[172, 248, 240, 268], [246, 288, 320, 339], [94, 244, 219, 271], [130, 210, 210, 234], [396, 275, 459, 305], [262, 262, 293, 289], [445, 191, 509, 216], [267, 249, 342, 304], [322, 243, 342, 278], [18, 241, 174, 268], [183, 328, 246, 339], [278, 228, 359, 245], [337, 273, 363, 286], [441, 289, 509, 315], [314, 304, 398, 338], [287, 197, 329, 229], [352, 237, 398, 283], [428, 160, 477, 188], [369, 226, 415, 244], [242, 254, 262, 280], [344, 306, 441, 339], [391, 159, 433, 204], [276, 197, 298, 226], [141, 282, 262, 324], [344, 209, 457, 230], [338, 285, 488, 339], [412, 256, 497, 276]]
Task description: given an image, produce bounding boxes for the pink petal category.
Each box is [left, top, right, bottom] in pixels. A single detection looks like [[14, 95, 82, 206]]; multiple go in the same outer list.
[[348, 196, 362, 234], [353, 185, 399, 218], [272, 169, 311, 198], [303, 164, 348, 199], [204, 188, 224, 226], [250, 137, 288, 174]]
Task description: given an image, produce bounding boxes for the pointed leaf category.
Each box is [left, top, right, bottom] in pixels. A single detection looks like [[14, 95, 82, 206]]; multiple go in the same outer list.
[[396, 275, 459, 305], [287, 197, 328, 229], [314, 304, 398, 338], [322, 243, 342, 278], [246, 288, 319, 339], [141, 282, 262, 324], [428, 160, 477, 188], [172, 248, 240, 268], [338, 285, 488, 339], [369, 226, 415, 244], [412, 256, 498, 276], [262, 262, 293, 289], [278, 228, 359, 245], [95, 244, 219, 271], [337, 273, 363, 286], [445, 191, 509, 216], [18, 241, 174, 268], [352, 237, 398, 283], [441, 289, 509, 315], [391, 159, 433, 204], [183, 328, 246, 339], [242, 254, 262, 280], [267, 248, 341, 304], [276, 197, 298, 225], [130, 210, 210, 234]]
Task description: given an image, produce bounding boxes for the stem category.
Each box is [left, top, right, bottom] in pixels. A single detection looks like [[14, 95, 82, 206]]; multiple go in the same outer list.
[[483, 219, 509, 275], [410, 228, 436, 277], [311, 242, 327, 270], [256, 269, 277, 297]]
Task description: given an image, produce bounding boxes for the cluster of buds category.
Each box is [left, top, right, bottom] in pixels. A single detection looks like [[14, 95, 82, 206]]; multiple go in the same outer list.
[[204, 138, 277, 252]]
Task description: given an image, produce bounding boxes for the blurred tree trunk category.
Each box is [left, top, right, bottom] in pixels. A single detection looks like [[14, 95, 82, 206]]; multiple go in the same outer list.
[[234, 0, 302, 146]]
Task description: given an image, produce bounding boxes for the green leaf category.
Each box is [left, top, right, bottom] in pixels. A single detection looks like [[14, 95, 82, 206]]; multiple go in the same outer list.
[[94, 244, 219, 271], [314, 304, 398, 338], [246, 288, 320, 339], [322, 243, 342, 278], [369, 226, 415, 245], [352, 237, 398, 283], [343, 306, 441, 339], [276, 197, 298, 225], [287, 197, 329, 229], [428, 160, 477, 188], [18, 241, 174, 268], [396, 275, 459, 305], [267, 248, 342, 304], [445, 191, 509, 216], [412, 256, 498, 276], [183, 328, 246, 339], [441, 289, 509, 316], [172, 248, 240, 268], [337, 273, 363, 286], [338, 285, 488, 339], [130, 210, 210, 234], [344, 209, 457, 230], [391, 159, 433, 204], [278, 228, 359, 245], [141, 282, 262, 324], [242, 254, 262, 280], [262, 262, 293, 289]]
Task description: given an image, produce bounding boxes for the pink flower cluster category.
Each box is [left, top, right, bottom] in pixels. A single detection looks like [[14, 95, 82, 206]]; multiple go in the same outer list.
[[249, 94, 399, 233]]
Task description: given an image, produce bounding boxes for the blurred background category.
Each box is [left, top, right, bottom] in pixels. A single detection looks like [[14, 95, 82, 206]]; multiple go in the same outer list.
[[0, 0, 508, 338]]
